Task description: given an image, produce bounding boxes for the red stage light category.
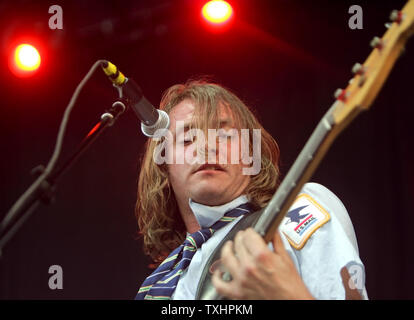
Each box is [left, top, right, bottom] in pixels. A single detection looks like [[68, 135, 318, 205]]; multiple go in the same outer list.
[[9, 43, 41, 77], [202, 1, 233, 25], [14, 44, 41, 71]]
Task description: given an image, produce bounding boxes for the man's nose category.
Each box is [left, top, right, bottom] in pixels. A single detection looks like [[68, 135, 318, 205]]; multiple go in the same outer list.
[[195, 133, 218, 162]]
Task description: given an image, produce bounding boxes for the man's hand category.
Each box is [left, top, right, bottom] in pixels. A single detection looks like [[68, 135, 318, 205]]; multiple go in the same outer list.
[[211, 228, 314, 300]]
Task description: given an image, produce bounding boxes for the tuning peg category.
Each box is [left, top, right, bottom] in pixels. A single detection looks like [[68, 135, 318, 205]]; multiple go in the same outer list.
[[390, 10, 404, 24], [358, 75, 367, 88], [351, 63, 367, 87], [334, 88, 349, 102], [351, 63, 365, 75], [370, 36, 384, 50]]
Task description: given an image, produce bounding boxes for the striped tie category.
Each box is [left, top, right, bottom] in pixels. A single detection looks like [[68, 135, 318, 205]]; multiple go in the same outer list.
[[135, 202, 253, 300]]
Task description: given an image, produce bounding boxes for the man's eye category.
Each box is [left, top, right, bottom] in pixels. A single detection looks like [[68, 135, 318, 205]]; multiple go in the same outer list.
[[183, 136, 194, 145]]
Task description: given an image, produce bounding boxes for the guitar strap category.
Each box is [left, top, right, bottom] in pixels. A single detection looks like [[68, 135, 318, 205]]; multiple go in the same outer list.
[[195, 208, 264, 299]]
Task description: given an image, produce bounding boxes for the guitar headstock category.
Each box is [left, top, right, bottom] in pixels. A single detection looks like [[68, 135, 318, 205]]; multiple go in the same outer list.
[[331, 0, 414, 127]]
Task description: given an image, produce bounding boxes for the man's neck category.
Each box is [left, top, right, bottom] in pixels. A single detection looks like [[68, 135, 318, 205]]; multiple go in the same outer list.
[[177, 200, 201, 234]]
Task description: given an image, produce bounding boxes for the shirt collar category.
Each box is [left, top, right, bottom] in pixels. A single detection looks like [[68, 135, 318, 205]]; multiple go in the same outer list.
[[188, 195, 249, 229]]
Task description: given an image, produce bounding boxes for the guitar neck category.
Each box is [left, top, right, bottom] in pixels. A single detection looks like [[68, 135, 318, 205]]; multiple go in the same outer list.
[[253, 101, 361, 242]]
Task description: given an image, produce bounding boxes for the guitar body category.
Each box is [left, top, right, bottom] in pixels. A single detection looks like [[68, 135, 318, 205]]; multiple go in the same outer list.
[[196, 209, 263, 299]]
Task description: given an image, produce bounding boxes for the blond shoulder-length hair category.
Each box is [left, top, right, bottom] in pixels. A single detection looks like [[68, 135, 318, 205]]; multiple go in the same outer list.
[[136, 79, 280, 263]]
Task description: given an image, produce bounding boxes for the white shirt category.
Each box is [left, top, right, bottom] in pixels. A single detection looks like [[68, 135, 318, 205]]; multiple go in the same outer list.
[[172, 182, 368, 300]]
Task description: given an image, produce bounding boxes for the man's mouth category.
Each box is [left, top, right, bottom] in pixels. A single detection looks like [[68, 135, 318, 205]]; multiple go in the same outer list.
[[194, 163, 225, 173]]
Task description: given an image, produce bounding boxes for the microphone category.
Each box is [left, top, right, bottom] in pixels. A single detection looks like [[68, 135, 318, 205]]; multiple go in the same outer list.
[[101, 60, 170, 138]]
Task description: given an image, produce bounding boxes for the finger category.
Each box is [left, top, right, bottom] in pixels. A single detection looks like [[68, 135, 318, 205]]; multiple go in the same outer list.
[[220, 240, 240, 276], [211, 269, 238, 299], [241, 228, 271, 257], [272, 231, 288, 257], [234, 230, 253, 263]]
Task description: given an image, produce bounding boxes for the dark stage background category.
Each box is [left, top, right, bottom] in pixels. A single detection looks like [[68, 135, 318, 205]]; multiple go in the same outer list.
[[0, 0, 413, 299]]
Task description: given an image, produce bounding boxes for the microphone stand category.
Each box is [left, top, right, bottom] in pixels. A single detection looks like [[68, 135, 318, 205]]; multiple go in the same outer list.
[[0, 100, 127, 258]]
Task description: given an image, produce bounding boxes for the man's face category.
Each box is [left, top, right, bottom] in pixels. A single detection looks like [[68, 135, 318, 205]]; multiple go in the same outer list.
[[167, 99, 251, 207]]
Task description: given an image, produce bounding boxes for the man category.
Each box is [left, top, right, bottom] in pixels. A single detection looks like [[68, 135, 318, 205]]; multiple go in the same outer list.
[[134, 80, 368, 300]]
